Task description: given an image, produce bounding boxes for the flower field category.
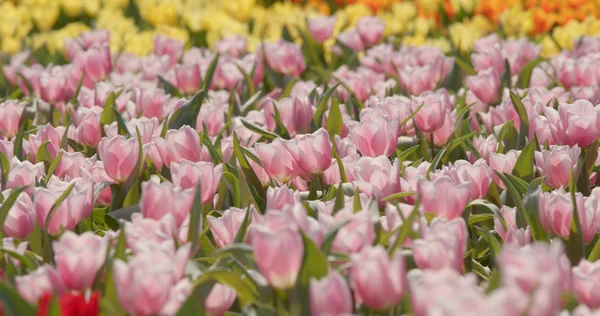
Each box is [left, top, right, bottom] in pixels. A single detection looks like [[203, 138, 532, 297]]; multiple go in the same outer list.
[[2, 0, 600, 315]]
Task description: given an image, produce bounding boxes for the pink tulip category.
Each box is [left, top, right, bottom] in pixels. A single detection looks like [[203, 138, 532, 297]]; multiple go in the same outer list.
[[398, 57, 450, 96], [262, 41, 306, 77], [160, 279, 193, 315], [310, 270, 353, 316], [535, 145, 580, 189], [469, 134, 498, 162], [38, 67, 71, 104], [494, 206, 531, 246], [135, 87, 168, 120], [15, 264, 66, 304], [153, 35, 184, 65], [53, 231, 108, 291], [544, 100, 600, 148], [285, 128, 332, 176], [538, 188, 582, 241], [449, 159, 491, 200], [353, 156, 401, 203], [413, 218, 467, 272], [214, 35, 247, 57], [170, 160, 223, 205], [74, 106, 102, 147], [350, 246, 406, 310], [0, 100, 26, 139], [417, 176, 470, 219], [6, 157, 45, 195], [319, 209, 374, 254], [467, 69, 501, 104], [355, 17, 385, 47], [104, 117, 160, 145], [348, 116, 398, 157], [154, 126, 209, 169], [472, 46, 505, 74], [0, 140, 14, 159], [582, 188, 600, 244], [208, 207, 258, 248], [205, 283, 237, 316], [113, 245, 190, 315], [307, 16, 336, 43], [140, 180, 195, 227], [174, 64, 201, 94], [34, 176, 94, 235], [266, 185, 299, 211], [3, 51, 29, 86], [196, 102, 228, 137], [124, 213, 178, 250], [255, 138, 299, 183], [78, 82, 131, 110], [488, 150, 520, 189], [2, 190, 34, 239], [432, 110, 456, 146], [498, 243, 567, 315], [82, 161, 114, 205], [17, 64, 43, 97], [263, 97, 313, 137], [75, 44, 112, 83], [97, 135, 140, 183], [54, 150, 96, 179], [249, 221, 303, 289], [336, 30, 364, 52], [411, 91, 450, 133], [28, 124, 62, 160], [572, 260, 600, 309]]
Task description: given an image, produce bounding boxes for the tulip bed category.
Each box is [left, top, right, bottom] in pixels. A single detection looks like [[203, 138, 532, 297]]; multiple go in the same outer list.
[[3, 2, 600, 316]]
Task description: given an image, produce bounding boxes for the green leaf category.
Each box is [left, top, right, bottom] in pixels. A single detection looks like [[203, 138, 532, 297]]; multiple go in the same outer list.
[[0, 151, 10, 190], [279, 78, 298, 100], [467, 199, 506, 230], [388, 205, 419, 256], [35, 141, 53, 168], [509, 91, 529, 149], [298, 230, 328, 283], [233, 206, 253, 244], [13, 124, 25, 161], [0, 282, 36, 315], [512, 140, 535, 182], [44, 151, 63, 183], [332, 184, 345, 214], [522, 178, 549, 241], [100, 92, 117, 128], [223, 172, 242, 208], [113, 106, 131, 137], [496, 121, 519, 152], [106, 204, 141, 223], [233, 134, 266, 212], [240, 119, 279, 140], [320, 219, 350, 254], [578, 141, 599, 196], [168, 90, 206, 130], [452, 55, 476, 75], [474, 226, 502, 255], [158, 75, 183, 97], [381, 191, 416, 202], [517, 58, 546, 89], [188, 181, 203, 256], [312, 82, 341, 127], [325, 99, 343, 140], [235, 64, 256, 100], [588, 237, 600, 262], [568, 169, 585, 266], [331, 147, 347, 184], [495, 172, 528, 228]]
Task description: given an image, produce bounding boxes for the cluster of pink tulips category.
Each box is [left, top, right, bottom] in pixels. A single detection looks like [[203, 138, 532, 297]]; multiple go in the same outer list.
[[2, 15, 600, 316]]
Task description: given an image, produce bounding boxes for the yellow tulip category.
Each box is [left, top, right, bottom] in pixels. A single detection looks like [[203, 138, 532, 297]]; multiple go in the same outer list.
[[499, 6, 535, 37], [61, 0, 83, 18], [2, 37, 21, 55], [223, 0, 256, 21], [84, 0, 101, 17]]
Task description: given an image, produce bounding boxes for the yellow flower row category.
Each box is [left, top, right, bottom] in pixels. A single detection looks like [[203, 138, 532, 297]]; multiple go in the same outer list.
[[0, 0, 598, 58]]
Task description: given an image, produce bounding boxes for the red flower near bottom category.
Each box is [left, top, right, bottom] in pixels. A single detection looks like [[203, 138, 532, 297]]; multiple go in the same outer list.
[[37, 292, 99, 316]]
